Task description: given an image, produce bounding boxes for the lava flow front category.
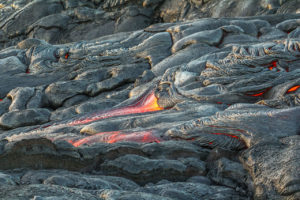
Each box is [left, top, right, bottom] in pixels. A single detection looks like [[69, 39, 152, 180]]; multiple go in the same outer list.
[[69, 130, 162, 147], [69, 91, 164, 125]]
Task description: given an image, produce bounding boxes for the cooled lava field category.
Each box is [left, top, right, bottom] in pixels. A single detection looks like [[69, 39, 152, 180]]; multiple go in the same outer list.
[[0, 0, 299, 199]]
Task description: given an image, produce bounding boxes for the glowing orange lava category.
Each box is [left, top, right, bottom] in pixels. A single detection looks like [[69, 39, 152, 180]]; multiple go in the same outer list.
[[69, 91, 163, 125], [250, 91, 265, 97], [268, 61, 277, 71], [286, 85, 300, 94], [69, 130, 162, 147], [65, 53, 69, 59], [245, 87, 271, 97]]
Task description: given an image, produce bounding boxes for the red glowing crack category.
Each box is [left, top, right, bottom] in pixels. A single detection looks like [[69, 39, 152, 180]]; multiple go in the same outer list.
[[69, 91, 163, 125], [187, 132, 241, 146], [208, 132, 239, 139], [245, 87, 272, 97], [248, 91, 265, 97], [69, 130, 162, 147]]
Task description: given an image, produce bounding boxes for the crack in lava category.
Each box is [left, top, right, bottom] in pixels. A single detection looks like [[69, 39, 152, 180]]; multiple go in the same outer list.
[[245, 87, 272, 97]]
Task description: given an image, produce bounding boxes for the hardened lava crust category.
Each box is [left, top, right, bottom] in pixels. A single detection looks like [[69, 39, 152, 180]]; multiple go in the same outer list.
[[0, 0, 299, 199]]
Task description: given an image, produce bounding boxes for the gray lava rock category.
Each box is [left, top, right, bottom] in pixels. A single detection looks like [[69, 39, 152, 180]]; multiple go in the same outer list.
[[7, 87, 35, 111], [0, 98, 11, 116], [0, 184, 99, 200], [207, 157, 248, 189], [276, 19, 300, 32], [101, 154, 189, 184], [45, 80, 89, 108], [75, 100, 118, 114], [0, 108, 51, 129], [0, 56, 27, 75], [172, 28, 223, 53], [0, 172, 15, 185], [43, 174, 122, 190], [187, 176, 212, 185], [138, 182, 248, 200], [99, 189, 173, 200], [2, 0, 63, 38], [241, 135, 300, 199]]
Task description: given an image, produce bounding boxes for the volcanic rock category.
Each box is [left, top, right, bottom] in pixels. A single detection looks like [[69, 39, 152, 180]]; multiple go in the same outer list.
[[0, 0, 299, 199]]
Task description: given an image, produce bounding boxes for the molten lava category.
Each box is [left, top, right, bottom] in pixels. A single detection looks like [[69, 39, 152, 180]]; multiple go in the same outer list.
[[69, 130, 162, 147], [65, 53, 69, 59], [69, 91, 163, 125], [286, 85, 300, 94], [268, 61, 277, 71], [245, 87, 271, 97], [249, 91, 265, 97]]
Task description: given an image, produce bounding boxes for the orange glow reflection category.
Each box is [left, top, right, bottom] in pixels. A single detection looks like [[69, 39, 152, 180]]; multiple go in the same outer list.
[[69, 91, 163, 125]]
